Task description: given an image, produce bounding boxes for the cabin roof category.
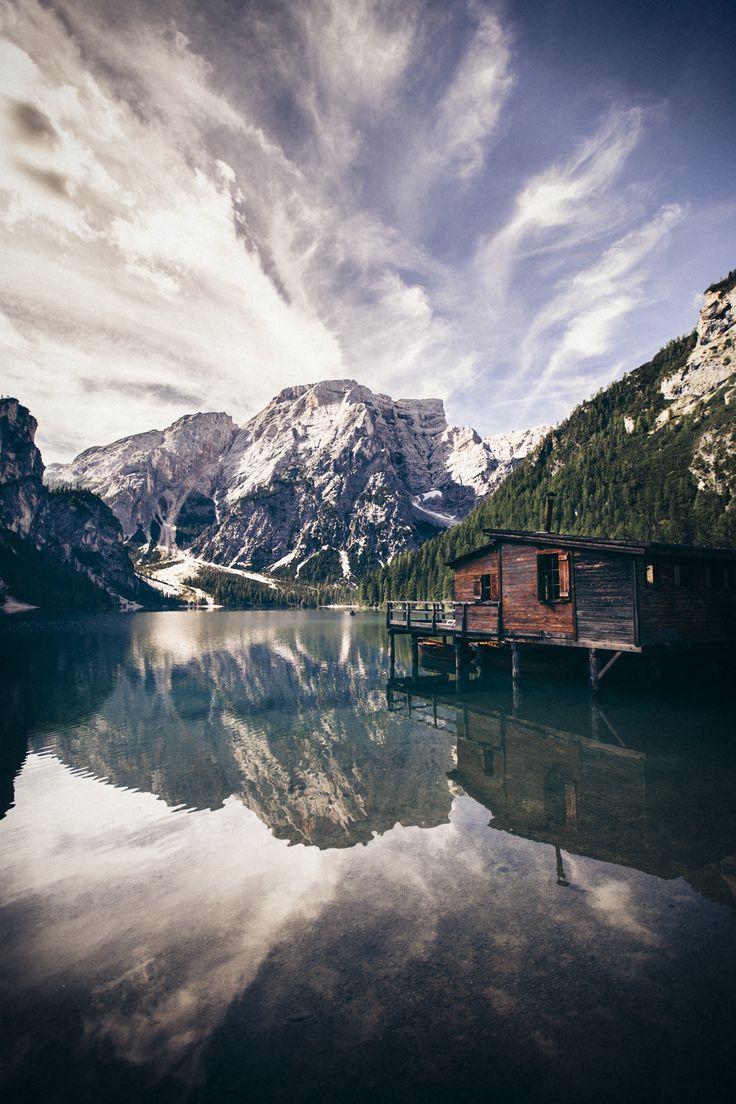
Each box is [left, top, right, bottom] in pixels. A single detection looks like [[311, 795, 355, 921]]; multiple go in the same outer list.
[[446, 529, 736, 568]]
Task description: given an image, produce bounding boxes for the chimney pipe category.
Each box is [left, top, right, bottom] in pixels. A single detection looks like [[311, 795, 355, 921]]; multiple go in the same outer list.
[[543, 492, 556, 533]]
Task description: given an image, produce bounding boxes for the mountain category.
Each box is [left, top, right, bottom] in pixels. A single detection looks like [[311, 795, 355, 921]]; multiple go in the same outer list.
[[47, 380, 548, 583], [46, 411, 238, 547], [358, 269, 736, 603], [0, 398, 165, 612]]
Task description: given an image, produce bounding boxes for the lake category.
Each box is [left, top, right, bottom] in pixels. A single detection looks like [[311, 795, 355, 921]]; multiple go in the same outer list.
[[1, 609, 735, 1103]]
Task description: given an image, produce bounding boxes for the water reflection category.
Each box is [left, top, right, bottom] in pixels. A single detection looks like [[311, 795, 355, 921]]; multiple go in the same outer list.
[[389, 676, 736, 906], [0, 612, 735, 1104], [2, 612, 455, 846]]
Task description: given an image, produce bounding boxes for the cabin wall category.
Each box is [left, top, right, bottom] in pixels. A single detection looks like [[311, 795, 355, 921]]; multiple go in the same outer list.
[[500, 543, 576, 639], [574, 551, 637, 647], [453, 550, 500, 633], [637, 558, 736, 646]]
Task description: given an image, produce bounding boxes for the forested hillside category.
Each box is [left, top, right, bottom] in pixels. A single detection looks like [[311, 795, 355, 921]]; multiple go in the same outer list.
[[358, 272, 736, 605]]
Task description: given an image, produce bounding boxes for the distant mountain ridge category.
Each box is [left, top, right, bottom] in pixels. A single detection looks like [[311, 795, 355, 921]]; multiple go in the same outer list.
[[358, 269, 736, 603], [47, 380, 548, 583]]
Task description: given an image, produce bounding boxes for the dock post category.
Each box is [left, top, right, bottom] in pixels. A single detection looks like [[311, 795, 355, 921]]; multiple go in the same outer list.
[[588, 648, 601, 695], [455, 639, 464, 689], [511, 643, 522, 682], [389, 632, 396, 680], [411, 635, 419, 679]]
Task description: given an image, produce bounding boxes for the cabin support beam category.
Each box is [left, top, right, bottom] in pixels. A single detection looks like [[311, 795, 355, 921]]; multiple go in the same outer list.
[[511, 643, 522, 682], [590, 648, 623, 693], [598, 650, 623, 683], [411, 636, 419, 680]]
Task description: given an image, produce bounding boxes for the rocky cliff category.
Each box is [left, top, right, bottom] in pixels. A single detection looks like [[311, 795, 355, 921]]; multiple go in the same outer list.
[[0, 398, 164, 611], [48, 380, 547, 582]]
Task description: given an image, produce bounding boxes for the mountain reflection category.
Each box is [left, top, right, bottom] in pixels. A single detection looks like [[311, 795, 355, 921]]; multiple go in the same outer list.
[[389, 676, 736, 906], [6, 612, 455, 847], [0, 616, 133, 818]]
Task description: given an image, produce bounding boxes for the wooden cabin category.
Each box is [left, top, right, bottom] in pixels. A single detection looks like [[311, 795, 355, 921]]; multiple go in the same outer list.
[[386, 528, 736, 689]]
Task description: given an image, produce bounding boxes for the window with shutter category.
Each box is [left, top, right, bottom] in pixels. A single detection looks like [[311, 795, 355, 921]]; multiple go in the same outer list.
[[537, 552, 572, 603]]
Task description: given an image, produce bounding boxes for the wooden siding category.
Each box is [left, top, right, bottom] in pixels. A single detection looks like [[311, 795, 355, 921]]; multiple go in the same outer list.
[[454, 549, 500, 633], [500, 543, 576, 639], [574, 551, 637, 647], [637, 557, 736, 646]]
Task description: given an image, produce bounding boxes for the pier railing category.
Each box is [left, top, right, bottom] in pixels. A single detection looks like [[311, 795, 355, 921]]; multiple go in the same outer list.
[[386, 600, 469, 633]]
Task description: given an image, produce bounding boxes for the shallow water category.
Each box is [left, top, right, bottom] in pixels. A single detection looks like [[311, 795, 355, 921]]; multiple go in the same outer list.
[[0, 609, 735, 1103]]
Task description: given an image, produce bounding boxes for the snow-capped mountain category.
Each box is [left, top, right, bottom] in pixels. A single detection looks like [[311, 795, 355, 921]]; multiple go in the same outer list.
[[47, 380, 548, 581]]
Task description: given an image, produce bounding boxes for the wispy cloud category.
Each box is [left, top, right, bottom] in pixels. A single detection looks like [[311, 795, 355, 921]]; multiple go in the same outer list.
[[0, 0, 728, 462], [428, 5, 514, 182]]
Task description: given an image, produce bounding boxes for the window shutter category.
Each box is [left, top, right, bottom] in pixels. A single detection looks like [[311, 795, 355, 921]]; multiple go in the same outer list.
[[558, 552, 570, 598], [489, 571, 499, 601], [473, 576, 481, 597]]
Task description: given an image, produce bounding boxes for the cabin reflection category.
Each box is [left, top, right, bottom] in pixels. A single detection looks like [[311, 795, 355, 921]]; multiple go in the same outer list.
[[387, 678, 736, 902], [453, 700, 649, 870]]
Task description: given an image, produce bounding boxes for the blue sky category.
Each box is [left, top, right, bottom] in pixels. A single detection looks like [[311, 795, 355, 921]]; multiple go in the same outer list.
[[0, 0, 734, 462]]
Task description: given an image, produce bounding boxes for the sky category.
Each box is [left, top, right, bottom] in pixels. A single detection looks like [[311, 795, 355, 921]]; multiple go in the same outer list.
[[0, 0, 734, 464]]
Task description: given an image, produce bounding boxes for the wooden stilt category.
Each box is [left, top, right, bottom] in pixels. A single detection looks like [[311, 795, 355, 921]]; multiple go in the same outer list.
[[511, 642, 522, 682], [411, 635, 419, 679], [589, 648, 600, 695], [389, 632, 395, 680], [455, 639, 464, 689]]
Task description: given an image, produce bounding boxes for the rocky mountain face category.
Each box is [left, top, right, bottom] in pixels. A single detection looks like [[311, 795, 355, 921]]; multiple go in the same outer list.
[[46, 411, 238, 548], [0, 398, 162, 611], [47, 380, 547, 581]]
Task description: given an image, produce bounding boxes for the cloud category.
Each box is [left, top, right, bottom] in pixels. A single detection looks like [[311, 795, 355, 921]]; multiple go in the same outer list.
[[513, 203, 686, 417], [428, 5, 514, 181], [0, 0, 724, 461], [475, 107, 647, 300], [0, 0, 344, 460], [10, 98, 58, 141]]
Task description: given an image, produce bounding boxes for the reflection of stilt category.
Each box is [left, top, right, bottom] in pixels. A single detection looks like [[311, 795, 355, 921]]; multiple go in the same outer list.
[[555, 845, 570, 887], [455, 639, 464, 691], [389, 632, 396, 680], [411, 636, 419, 680], [512, 679, 521, 715]]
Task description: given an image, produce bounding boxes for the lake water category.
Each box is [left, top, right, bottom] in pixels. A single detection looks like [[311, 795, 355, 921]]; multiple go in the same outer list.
[[1, 609, 735, 1104]]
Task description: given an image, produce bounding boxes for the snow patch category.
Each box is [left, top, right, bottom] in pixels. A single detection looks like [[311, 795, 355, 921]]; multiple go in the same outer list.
[[411, 497, 459, 528]]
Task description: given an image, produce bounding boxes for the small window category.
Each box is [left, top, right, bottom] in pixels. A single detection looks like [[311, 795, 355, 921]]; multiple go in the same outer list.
[[645, 562, 657, 587], [673, 563, 682, 587], [537, 552, 571, 602], [704, 563, 713, 588], [474, 571, 498, 601]]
